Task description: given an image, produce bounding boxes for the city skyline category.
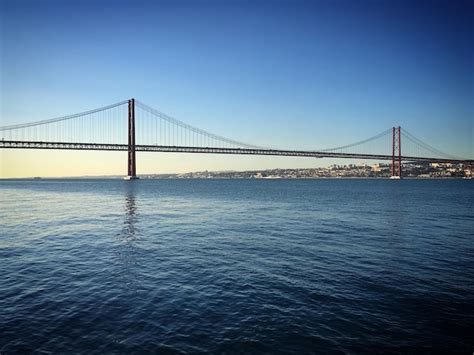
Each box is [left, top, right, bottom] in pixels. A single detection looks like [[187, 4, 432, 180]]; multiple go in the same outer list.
[[1, 0, 473, 178]]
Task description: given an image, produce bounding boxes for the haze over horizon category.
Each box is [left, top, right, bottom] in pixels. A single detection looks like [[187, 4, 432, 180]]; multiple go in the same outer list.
[[1, 0, 472, 178]]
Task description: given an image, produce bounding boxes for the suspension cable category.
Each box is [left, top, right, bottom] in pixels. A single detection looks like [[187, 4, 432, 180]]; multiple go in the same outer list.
[[135, 100, 264, 149], [0, 100, 129, 131], [401, 128, 459, 159], [319, 128, 392, 152]]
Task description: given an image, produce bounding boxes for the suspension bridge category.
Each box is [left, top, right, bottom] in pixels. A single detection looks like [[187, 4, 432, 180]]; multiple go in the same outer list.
[[0, 98, 471, 179]]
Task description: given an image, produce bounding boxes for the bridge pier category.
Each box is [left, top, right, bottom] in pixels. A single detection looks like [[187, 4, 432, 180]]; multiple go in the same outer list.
[[391, 126, 402, 179], [125, 98, 139, 180]]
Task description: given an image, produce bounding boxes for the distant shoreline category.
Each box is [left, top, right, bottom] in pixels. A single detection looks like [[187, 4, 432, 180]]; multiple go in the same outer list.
[[1, 162, 472, 180], [3, 162, 471, 180], [1, 176, 471, 181]]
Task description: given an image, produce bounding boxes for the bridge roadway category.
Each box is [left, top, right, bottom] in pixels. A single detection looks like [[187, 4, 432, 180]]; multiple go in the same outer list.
[[1, 140, 472, 165]]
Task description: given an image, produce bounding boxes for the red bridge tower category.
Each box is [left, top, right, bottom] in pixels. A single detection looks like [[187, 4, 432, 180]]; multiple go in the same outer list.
[[391, 126, 402, 179], [125, 98, 138, 180]]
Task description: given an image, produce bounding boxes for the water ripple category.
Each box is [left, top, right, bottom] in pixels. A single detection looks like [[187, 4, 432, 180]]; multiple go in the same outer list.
[[1, 179, 473, 353]]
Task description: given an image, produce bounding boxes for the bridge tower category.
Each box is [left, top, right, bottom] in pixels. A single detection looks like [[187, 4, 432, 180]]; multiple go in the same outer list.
[[391, 126, 401, 179], [125, 98, 138, 180]]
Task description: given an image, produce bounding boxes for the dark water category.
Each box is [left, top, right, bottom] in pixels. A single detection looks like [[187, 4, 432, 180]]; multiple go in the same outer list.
[[1, 179, 473, 353]]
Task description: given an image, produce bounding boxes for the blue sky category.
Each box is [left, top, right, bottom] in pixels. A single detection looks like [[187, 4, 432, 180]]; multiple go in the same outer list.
[[1, 0, 473, 176]]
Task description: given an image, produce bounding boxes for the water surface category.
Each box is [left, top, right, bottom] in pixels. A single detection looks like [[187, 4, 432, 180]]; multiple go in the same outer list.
[[1, 179, 473, 353]]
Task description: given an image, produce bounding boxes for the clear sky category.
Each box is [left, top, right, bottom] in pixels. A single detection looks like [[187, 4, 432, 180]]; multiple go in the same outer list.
[[1, 0, 472, 177]]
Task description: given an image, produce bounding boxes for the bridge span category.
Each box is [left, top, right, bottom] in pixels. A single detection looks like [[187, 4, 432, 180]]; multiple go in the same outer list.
[[1, 99, 472, 178]]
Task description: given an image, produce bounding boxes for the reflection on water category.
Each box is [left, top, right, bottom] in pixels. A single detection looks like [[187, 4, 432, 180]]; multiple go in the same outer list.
[[384, 188, 406, 235], [124, 186, 138, 240], [114, 184, 141, 288]]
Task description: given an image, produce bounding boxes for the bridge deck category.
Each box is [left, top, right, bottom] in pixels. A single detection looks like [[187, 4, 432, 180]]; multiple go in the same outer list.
[[1, 140, 471, 164]]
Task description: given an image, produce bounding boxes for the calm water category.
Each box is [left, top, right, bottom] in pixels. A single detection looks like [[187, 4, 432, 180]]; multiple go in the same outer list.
[[1, 179, 473, 353]]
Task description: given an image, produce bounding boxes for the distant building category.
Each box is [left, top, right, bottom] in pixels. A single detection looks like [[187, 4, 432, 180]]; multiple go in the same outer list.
[[372, 164, 382, 172]]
